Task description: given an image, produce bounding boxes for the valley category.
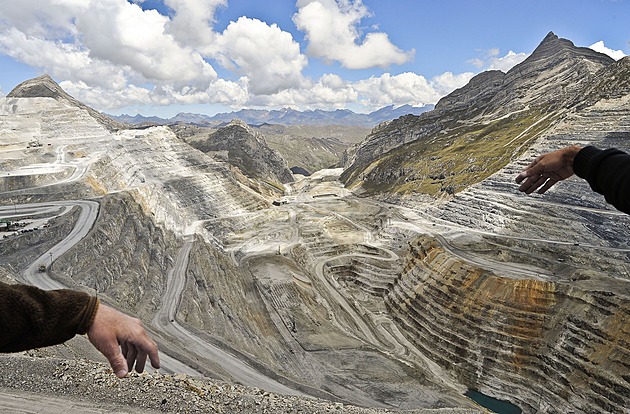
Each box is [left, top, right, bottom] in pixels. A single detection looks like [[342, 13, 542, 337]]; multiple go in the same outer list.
[[1, 32, 630, 414]]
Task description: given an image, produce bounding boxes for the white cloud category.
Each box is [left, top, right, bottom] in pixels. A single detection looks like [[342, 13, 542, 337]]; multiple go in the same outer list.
[[0, 0, 85, 38], [431, 72, 476, 96], [487, 51, 529, 72], [293, 0, 414, 69], [0, 82, 4, 98], [0, 0, 470, 113], [249, 73, 358, 109], [589, 41, 627, 61], [353, 72, 473, 110], [0, 27, 131, 90], [164, 0, 226, 53], [226, 70, 473, 113], [214, 17, 308, 95], [468, 49, 529, 73], [75, 0, 217, 85], [59, 77, 248, 110]]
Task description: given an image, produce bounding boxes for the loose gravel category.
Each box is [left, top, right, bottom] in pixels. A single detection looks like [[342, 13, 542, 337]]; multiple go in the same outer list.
[[0, 355, 486, 414]]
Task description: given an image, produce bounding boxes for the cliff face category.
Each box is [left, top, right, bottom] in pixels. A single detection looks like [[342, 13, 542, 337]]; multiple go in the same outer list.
[[189, 119, 294, 185], [387, 237, 630, 413]]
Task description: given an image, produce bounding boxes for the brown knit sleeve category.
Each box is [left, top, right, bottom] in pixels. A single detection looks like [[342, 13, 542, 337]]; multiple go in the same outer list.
[[0, 281, 99, 352]]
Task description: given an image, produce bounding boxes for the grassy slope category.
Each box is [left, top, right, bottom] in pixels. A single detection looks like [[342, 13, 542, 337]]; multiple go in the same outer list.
[[352, 106, 560, 196]]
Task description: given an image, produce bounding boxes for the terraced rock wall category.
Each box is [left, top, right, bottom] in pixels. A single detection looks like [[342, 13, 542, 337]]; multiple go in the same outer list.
[[0, 169, 73, 192], [54, 192, 178, 319], [386, 237, 630, 413], [176, 240, 290, 374]]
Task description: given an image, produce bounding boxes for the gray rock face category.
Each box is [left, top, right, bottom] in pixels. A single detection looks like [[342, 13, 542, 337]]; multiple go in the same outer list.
[[7, 75, 128, 132], [386, 237, 630, 414], [189, 119, 294, 184], [335, 31, 630, 413]]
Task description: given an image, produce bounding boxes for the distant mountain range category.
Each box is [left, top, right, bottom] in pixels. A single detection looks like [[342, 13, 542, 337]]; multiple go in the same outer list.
[[106, 104, 434, 128]]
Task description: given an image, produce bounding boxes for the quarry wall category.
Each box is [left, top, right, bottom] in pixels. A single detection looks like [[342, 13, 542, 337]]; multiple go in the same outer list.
[[386, 237, 630, 414]]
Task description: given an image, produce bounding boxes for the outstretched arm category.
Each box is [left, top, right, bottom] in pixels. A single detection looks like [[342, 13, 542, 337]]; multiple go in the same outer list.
[[515, 146, 582, 194], [87, 303, 160, 378]]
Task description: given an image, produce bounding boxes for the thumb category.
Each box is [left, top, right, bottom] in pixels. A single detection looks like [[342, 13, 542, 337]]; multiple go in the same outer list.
[[98, 341, 129, 378], [109, 351, 129, 378]]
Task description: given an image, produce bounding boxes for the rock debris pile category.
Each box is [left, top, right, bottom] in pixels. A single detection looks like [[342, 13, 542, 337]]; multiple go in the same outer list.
[[0, 355, 483, 414]]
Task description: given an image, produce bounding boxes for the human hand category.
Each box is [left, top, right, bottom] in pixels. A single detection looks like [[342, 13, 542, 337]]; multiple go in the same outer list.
[[87, 303, 160, 378], [515, 146, 582, 194]]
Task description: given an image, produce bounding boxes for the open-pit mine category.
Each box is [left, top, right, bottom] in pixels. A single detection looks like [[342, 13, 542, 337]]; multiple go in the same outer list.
[[1, 32, 630, 414]]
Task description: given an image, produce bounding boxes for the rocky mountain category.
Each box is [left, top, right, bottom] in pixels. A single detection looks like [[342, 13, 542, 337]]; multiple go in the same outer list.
[[1, 77, 480, 410], [108, 104, 434, 128], [252, 124, 370, 174], [171, 123, 370, 176], [340, 32, 616, 196], [7, 75, 129, 132], [185, 119, 294, 185]]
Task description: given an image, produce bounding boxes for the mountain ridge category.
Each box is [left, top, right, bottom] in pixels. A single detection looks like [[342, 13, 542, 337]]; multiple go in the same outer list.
[[107, 104, 434, 128], [340, 31, 619, 196], [186, 119, 295, 185]]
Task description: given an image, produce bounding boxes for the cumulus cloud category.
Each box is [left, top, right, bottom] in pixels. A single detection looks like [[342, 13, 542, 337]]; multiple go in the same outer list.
[[75, 0, 217, 85], [214, 17, 308, 95], [249, 73, 358, 109], [0, 28, 131, 90], [165, 0, 226, 53], [353, 72, 473, 110], [468, 49, 529, 73], [0, 0, 469, 113], [59, 76, 248, 110], [0, 82, 4, 98], [0, 0, 86, 38], [589, 41, 627, 61], [487, 51, 529, 72], [293, 0, 414, 69], [223, 69, 473, 113]]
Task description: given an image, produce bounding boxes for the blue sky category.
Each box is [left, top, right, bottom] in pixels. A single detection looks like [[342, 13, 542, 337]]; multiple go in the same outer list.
[[0, 0, 627, 117]]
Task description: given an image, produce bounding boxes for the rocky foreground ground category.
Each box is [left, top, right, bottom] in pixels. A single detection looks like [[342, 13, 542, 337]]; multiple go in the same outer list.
[[0, 354, 485, 414]]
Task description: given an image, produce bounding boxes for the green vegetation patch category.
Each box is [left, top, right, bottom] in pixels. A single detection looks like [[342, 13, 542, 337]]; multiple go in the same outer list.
[[359, 107, 558, 196]]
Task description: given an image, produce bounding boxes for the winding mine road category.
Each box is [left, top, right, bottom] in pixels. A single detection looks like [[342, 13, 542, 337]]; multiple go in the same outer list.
[[6, 200, 301, 390], [20, 200, 99, 289], [152, 237, 302, 395]]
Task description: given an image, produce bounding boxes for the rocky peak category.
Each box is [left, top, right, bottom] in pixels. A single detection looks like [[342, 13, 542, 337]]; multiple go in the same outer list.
[[7, 74, 65, 100], [192, 119, 294, 185], [526, 31, 612, 66], [340, 32, 623, 195], [7, 74, 128, 132]]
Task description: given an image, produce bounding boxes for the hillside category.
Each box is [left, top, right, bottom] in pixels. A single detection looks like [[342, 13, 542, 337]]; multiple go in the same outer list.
[[177, 123, 370, 176], [184, 119, 294, 185]]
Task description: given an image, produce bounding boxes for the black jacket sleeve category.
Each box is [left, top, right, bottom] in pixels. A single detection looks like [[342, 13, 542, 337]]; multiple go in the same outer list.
[[573, 146, 630, 215], [0, 282, 99, 352]]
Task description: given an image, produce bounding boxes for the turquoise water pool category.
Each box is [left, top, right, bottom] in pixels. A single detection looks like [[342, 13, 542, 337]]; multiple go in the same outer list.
[[465, 389, 522, 414]]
